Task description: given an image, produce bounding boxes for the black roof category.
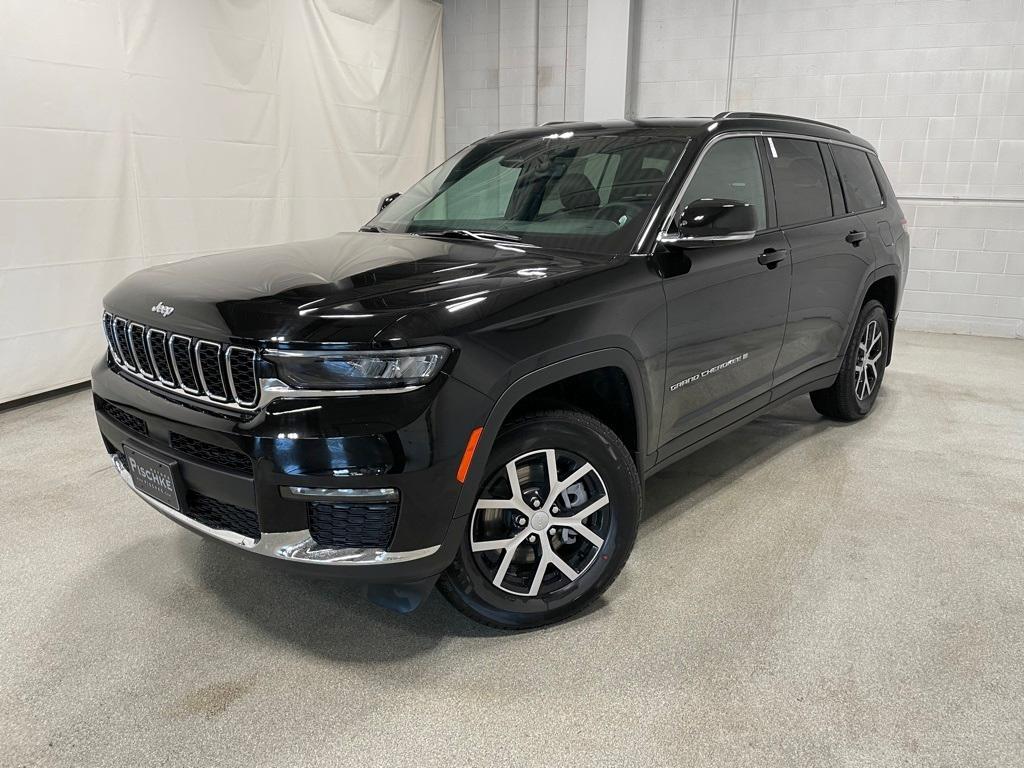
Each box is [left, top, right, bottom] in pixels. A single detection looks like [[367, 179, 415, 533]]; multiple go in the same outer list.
[[489, 113, 875, 152]]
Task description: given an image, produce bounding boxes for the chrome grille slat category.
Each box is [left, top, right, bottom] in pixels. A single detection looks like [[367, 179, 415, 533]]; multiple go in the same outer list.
[[102, 313, 259, 411], [169, 334, 200, 394], [195, 340, 228, 402], [146, 329, 176, 387], [112, 317, 136, 371], [129, 322, 155, 379], [225, 347, 258, 407], [102, 313, 122, 365]]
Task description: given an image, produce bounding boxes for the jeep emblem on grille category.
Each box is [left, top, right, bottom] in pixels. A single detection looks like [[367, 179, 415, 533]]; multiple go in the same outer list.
[[151, 301, 175, 318]]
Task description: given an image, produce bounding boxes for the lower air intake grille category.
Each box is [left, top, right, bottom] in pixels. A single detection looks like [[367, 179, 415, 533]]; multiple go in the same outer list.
[[308, 500, 399, 549], [185, 492, 260, 540], [170, 433, 252, 476], [99, 399, 147, 436]]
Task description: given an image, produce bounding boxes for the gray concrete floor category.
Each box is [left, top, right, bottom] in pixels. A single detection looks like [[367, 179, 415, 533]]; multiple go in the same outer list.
[[1, 331, 1022, 767]]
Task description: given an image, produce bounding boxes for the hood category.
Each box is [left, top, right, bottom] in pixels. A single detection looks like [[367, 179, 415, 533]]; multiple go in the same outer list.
[[103, 232, 610, 345]]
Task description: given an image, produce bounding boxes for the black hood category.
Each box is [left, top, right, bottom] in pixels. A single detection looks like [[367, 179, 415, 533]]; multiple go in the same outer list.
[[103, 232, 611, 345]]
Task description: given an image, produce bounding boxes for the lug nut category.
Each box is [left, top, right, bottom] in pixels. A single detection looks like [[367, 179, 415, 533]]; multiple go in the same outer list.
[[529, 534, 537, 542], [532, 499, 541, 508], [517, 516, 527, 526]]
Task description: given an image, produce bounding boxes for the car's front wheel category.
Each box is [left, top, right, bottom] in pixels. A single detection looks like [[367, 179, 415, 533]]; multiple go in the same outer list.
[[438, 409, 641, 630]]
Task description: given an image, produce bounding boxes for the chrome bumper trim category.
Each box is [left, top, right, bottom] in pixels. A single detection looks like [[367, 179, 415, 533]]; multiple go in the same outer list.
[[111, 454, 440, 566]]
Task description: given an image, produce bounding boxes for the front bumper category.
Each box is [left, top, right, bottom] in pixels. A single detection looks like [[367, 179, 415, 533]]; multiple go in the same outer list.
[[110, 452, 442, 566], [92, 357, 491, 583]]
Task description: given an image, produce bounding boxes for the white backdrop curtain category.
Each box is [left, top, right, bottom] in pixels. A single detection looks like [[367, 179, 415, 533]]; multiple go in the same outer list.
[[0, 0, 445, 404]]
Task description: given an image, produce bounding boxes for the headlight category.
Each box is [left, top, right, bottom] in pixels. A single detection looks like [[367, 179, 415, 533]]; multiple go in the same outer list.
[[267, 346, 449, 390]]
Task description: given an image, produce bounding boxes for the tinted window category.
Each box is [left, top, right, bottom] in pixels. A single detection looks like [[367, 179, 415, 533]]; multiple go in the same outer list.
[[832, 145, 884, 212], [680, 137, 766, 230], [766, 137, 832, 226]]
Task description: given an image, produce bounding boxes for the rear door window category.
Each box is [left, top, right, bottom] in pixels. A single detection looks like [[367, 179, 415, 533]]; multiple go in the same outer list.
[[765, 137, 833, 226], [831, 145, 884, 212]]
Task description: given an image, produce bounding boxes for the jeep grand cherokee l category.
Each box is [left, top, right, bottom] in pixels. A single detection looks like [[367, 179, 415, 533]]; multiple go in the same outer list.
[[93, 112, 908, 629]]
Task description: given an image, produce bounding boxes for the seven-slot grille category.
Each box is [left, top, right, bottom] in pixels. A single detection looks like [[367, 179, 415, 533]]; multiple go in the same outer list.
[[103, 312, 259, 408]]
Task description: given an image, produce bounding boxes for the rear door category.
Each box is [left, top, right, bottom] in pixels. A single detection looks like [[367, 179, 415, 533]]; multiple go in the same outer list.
[[766, 136, 875, 385], [657, 135, 792, 447]]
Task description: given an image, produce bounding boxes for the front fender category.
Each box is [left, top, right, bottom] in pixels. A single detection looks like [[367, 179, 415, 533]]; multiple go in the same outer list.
[[450, 347, 653, 521]]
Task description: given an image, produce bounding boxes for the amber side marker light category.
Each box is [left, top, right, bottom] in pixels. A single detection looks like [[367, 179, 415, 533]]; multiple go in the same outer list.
[[456, 427, 484, 484]]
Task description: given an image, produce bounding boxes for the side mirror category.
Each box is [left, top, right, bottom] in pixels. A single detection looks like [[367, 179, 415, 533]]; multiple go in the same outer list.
[[377, 192, 401, 213], [658, 198, 757, 248]]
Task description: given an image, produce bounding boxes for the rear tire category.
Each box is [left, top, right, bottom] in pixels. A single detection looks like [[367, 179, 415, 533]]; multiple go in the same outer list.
[[810, 299, 889, 421], [438, 409, 641, 630]]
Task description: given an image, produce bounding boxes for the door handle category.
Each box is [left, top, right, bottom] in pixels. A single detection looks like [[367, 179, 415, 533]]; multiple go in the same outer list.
[[845, 230, 867, 245], [757, 248, 788, 268]]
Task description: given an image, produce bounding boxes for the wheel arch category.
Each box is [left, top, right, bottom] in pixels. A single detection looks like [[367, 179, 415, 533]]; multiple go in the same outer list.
[[860, 265, 900, 364], [452, 348, 651, 520]]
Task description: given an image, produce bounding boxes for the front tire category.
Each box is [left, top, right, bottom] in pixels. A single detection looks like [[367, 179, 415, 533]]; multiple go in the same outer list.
[[810, 299, 890, 421], [438, 409, 641, 630]]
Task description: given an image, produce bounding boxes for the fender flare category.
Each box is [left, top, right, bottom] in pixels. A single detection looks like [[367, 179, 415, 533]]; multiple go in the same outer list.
[[451, 347, 652, 519]]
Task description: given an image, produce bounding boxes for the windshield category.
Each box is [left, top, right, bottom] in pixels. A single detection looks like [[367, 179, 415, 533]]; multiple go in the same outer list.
[[366, 131, 687, 255]]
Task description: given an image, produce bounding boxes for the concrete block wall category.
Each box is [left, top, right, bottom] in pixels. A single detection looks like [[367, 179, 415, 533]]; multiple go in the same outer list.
[[638, 0, 1024, 338], [442, 0, 587, 156], [441, 0, 500, 157], [442, 0, 1023, 338]]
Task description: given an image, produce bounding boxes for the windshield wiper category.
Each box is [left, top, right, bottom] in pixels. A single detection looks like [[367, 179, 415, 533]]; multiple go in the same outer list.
[[416, 229, 522, 243], [359, 225, 387, 233]]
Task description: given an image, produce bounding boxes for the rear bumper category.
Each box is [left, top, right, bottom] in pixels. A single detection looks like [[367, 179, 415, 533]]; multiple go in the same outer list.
[[92, 357, 490, 583]]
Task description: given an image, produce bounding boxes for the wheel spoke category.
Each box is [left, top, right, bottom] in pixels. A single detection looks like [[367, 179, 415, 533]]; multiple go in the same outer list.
[[506, 459, 524, 505], [565, 495, 608, 523], [545, 462, 595, 509], [471, 535, 518, 553], [527, 547, 550, 596], [561, 520, 604, 548], [475, 498, 517, 511], [549, 548, 580, 581], [543, 449, 559, 497], [492, 535, 526, 589]]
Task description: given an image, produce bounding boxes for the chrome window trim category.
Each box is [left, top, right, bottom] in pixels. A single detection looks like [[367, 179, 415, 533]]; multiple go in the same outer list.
[[654, 130, 879, 242], [145, 328, 177, 387], [194, 340, 228, 402], [168, 334, 201, 395], [225, 346, 258, 407], [111, 454, 439, 566]]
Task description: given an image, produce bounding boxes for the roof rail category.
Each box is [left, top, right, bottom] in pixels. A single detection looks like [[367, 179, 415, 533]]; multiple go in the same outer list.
[[713, 111, 851, 134]]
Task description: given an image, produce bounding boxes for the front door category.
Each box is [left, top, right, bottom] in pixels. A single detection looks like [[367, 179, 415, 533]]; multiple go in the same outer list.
[[657, 135, 792, 448]]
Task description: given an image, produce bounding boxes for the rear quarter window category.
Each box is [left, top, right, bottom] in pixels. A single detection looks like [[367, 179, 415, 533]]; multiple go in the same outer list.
[[832, 145, 884, 212]]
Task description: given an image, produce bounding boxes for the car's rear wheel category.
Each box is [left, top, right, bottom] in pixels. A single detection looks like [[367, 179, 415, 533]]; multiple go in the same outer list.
[[438, 409, 641, 630], [810, 299, 890, 421]]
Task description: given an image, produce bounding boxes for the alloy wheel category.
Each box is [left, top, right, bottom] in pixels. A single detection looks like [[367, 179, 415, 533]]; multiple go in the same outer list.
[[854, 319, 884, 400], [469, 448, 610, 597]]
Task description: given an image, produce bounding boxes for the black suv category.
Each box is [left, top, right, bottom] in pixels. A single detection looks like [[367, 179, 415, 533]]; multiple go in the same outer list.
[[93, 113, 908, 629]]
